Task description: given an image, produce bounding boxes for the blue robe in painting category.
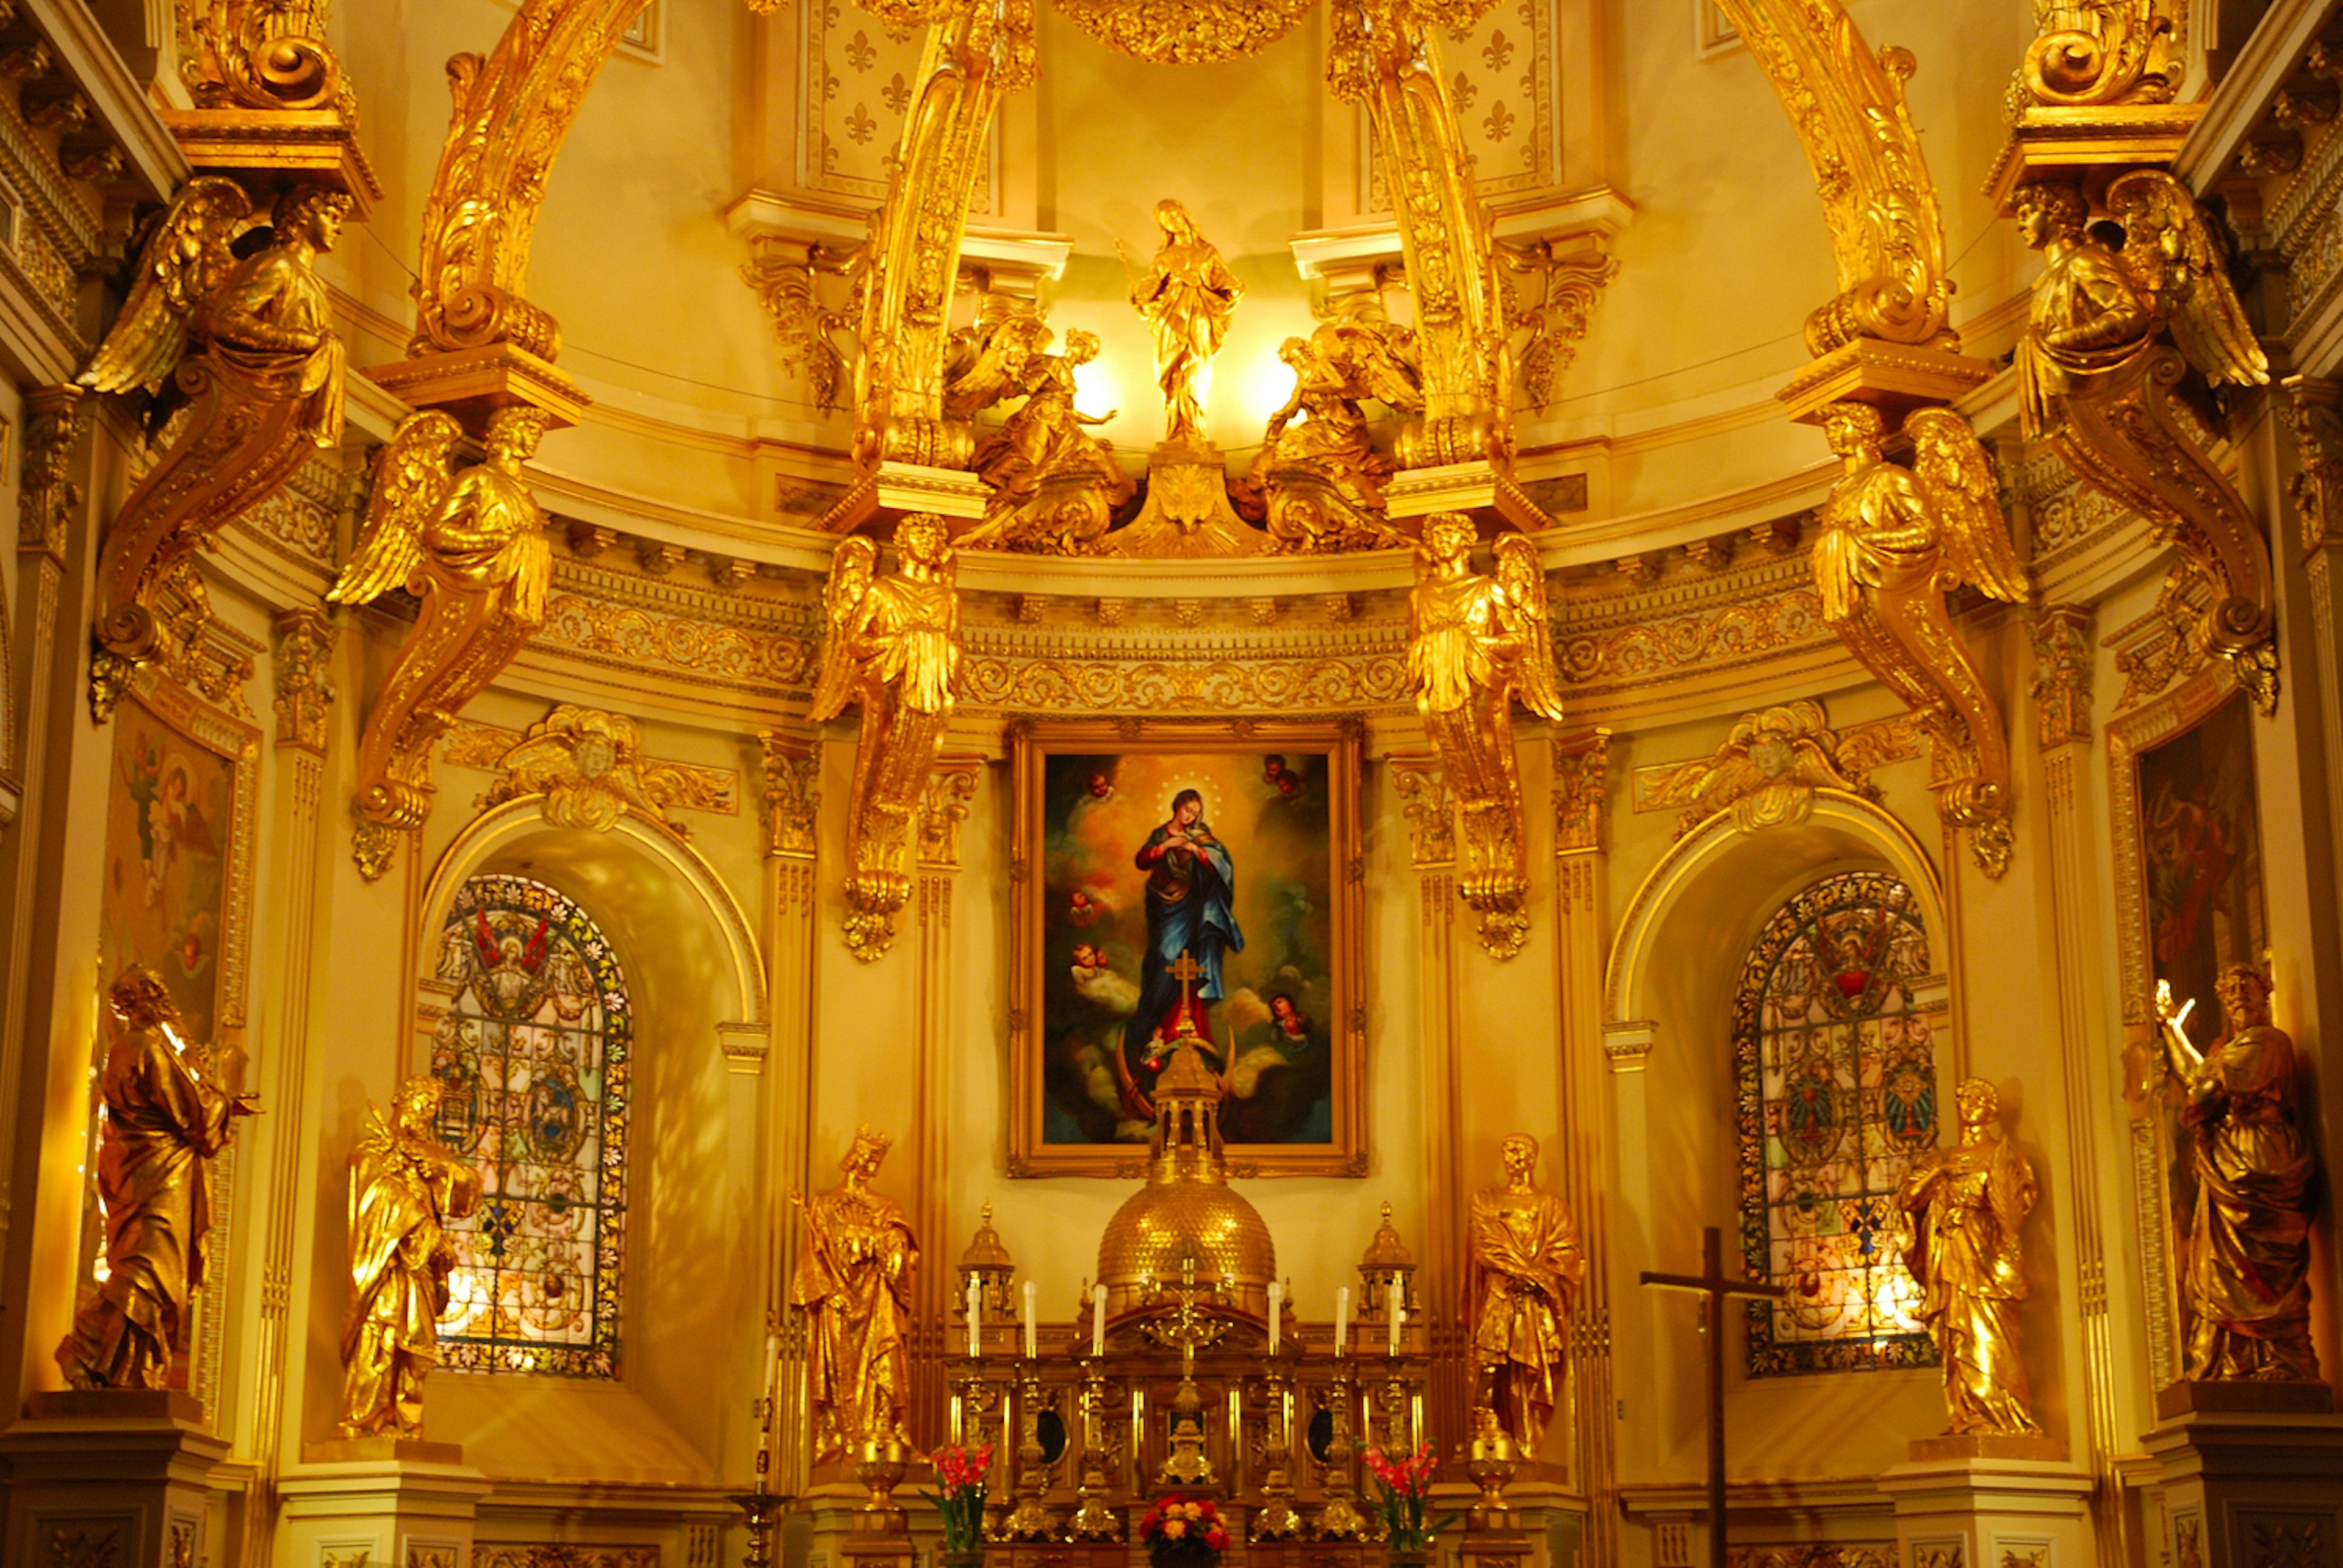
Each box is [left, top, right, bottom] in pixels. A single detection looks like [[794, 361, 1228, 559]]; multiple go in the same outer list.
[[1123, 821, 1243, 1082]]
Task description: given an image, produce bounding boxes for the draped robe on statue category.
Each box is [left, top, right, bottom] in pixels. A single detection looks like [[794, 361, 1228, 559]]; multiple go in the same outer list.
[[1465, 1184, 1582, 1457], [2180, 1021, 2317, 1380], [1895, 1138, 2041, 1433], [1122, 821, 1243, 1110], [342, 1121, 483, 1434], [57, 1016, 239, 1387], [791, 1185, 919, 1458]]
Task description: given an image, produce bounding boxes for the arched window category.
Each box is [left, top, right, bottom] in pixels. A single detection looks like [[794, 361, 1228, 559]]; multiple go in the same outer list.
[[428, 873, 632, 1377], [1734, 869, 1938, 1375]]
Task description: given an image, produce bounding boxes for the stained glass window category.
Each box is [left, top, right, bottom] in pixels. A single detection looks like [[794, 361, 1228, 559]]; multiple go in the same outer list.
[[428, 874, 630, 1377], [1734, 869, 1939, 1375]]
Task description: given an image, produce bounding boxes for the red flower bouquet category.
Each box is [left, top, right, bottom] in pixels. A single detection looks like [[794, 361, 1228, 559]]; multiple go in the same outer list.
[[1140, 1495, 1231, 1567], [923, 1443, 993, 1552], [1362, 1443, 1445, 1550]]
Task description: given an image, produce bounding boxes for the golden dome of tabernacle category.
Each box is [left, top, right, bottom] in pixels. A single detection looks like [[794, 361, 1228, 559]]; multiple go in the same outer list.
[[1095, 1035, 1275, 1317]]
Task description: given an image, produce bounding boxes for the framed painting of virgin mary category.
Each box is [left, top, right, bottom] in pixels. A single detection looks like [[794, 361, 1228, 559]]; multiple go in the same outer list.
[[1007, 718, 1366, 1178]]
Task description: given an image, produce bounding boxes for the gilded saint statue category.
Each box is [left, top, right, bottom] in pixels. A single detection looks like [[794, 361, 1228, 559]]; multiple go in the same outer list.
[[1812, 403, 2029, 877], [1892, 1078, 2043, 1436], [1128, 199, 1243, 442], [808, 516, 962, 958], [329, 406, 556, 880], [1407, 516, 1564, 958], [340, 1076, 483, 1438], [2157, 965, 2319, 1382], [57, 966, 259, 1389], [2012, 176, 2276, 711], [792, 1128, 920, 1461], [1465, 1134, 1583, 1458], [81, 179, 353, 716]]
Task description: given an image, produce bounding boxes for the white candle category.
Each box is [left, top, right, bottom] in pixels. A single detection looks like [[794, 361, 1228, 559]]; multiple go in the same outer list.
[[1092, 1283, 1107, 1358], [1387, 1280, 1403, 1355], [763, 1332, 780, 1400], [1267, 1280, 1283, 1356], [1335, 1286, 1350, 1357], [1023, 1279, 1038, 1359], [967, 1276, 982, 1359]]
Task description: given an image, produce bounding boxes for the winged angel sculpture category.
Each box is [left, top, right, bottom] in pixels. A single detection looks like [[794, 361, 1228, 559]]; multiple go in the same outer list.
[[2014, 174, 2275, 711], [80, 178, 351, 718], [1814, 403, 2029, 877], [1242, 296, 1424, 553], [1407, 515, 1564, 958], [328, 407, 555, 879], [808, 515, 962, 960]]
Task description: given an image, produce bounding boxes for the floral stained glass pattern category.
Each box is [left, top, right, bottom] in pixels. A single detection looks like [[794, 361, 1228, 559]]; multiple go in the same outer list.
[[429, 874, 630, 1377], [1734, 870, 1939, 1376]]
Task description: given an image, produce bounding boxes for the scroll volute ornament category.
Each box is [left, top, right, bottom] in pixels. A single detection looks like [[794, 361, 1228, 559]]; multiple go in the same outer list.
[[2013, 177, 2278, 713], [1711, 0, 1956, 357], [808, 516, 963, 960], [1406, 515, 1564, 958], [328, 406, 556, 880], [1813, 403, 2030, 878], [179, 0, 350, 113], [81, 179, 352, 720], [2015, 0, 2181, 111]]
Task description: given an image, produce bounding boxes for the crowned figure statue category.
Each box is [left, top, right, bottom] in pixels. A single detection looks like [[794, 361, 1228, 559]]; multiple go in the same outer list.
[[793, 1127, 921, 1459]]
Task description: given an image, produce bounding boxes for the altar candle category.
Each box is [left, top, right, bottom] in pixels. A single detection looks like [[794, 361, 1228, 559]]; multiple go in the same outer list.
[[1387, 1280, 1403, 1355], [967, 1276, 982, 1359], [1267, 1280, 1283, 1356], [1023, 1279, 1038, 1359], [1092, 1283, 1107, 1358], [1335, 1286, 1350, 1357]]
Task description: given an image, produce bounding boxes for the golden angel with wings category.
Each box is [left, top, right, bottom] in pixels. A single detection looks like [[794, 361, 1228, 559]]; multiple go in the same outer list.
[[1407, 515, 1564, 958], [80, 178, 352, 717], [328, 406, 555, 880], [2014, 174, 2275, 711], [1815, 403, 2029, 876], [809, 516, 962, 960], [1246, 296, 1423, 553]]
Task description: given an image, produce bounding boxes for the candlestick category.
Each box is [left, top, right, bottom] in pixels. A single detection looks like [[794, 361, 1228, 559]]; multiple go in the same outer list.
[[1023, 1279, 1037, 1359], [1335, 1284, 1349, 1357], [1267, 1279, 1283, 1356], [1387, 1279, 1403, 1355], [763, 1332, 780, 1397], [1091, 1282, 1107, 1358], [966, 1276, 982, 1358]]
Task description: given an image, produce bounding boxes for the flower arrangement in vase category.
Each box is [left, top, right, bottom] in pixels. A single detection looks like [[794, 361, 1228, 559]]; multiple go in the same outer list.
[[923, 1443, 993, 1556], [1139, 1495, 1230, 1568], [1363, 1443, 1450, 1554]]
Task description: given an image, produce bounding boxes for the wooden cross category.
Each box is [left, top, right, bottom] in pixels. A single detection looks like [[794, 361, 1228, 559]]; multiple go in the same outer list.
[[1640, 1226, 1785, 1568]]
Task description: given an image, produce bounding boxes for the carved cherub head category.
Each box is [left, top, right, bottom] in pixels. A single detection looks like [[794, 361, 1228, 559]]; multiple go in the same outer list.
[[896, 512, 951, 572], [1420, 512, 1476, 572], [2215, 961, 2274, 1030], [273, 182, 354, 255], [2012, 181, 2089, 251], [484, 406, 553, 468], [1819, 401, 1888, 465]]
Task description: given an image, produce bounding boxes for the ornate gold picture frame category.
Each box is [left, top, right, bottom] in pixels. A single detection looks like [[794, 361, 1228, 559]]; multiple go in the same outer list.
[[1009, 718, 1366, 1178]]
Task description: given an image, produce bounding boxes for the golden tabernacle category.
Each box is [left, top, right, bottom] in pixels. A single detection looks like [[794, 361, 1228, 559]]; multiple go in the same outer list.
[[15, 6, 2343, 1568]]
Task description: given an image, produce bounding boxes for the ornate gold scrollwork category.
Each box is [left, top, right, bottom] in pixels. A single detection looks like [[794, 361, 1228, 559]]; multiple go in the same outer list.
[[1326, 0, 1513, 471], [1049, 0, 1312, 65], [845, 0, 1039, 481], [178, 0, 351, 113], [81, 179, 351, 720], [1407, 516, 1564, 958], [808, 516, 963, 959], [481, 704, 727, 835], [409, 0, 655, 361], [1814, 403, 2031, 878], [2014, 0, 2182, 112], [1711, 0, 1957, 358], [2014, 176, 2277, 714], [328, 407, 556, 880]]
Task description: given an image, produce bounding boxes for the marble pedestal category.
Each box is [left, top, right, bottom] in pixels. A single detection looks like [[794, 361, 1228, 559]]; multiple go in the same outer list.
[[1877, 1439, 2092, 1568], [0, 1392, 228, 1568], [276, 1439, 491, 1568], [2140, 1387, 2343, 1568]]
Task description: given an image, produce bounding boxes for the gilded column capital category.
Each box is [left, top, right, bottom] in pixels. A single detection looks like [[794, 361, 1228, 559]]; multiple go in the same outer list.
[[269, 606, 336, 755], [15, 386, 85, 568], [1389, 754, 1455, 869], [760, 732, 821, 860], [2286, 375, 2343, 556], [1551, 729, 1611, 857], [2029, 603, 2095, 751], [916, 756, 984, 869]]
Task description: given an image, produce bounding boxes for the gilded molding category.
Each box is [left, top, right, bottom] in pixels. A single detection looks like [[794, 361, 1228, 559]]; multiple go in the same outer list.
[[758, 731, 821, 858], [2029, 603, 2094, 749], [473, 1550, 657, 1568], [1051, 0, 1311, 63], [269, 606, 335, 753], [2107, 561, 2216, 712], [477, 703, 734, 835], [1632, 700, 1890, 836], [1711, 0, 1957, 356], [1727, 1549, 1898, 1568]]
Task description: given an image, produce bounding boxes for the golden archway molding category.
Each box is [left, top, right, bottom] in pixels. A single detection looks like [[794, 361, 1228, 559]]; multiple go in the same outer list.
[[409, 0, 655, 364], [1711, 0, 1957, 359]]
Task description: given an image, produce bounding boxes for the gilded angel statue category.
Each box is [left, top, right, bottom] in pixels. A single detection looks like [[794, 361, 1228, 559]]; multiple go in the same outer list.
[[80, 178, 353, 718], [957, 318, 1132, 554], [1893, 1079, 2043, 1436], [1813, 403, 2028, 876], [2014, 176, 2276, 711], [809, 516, 962, 960], [1245, 299, 1423, 553], [1407, 515, 1564, 958], [328, 406, 556, 880]]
